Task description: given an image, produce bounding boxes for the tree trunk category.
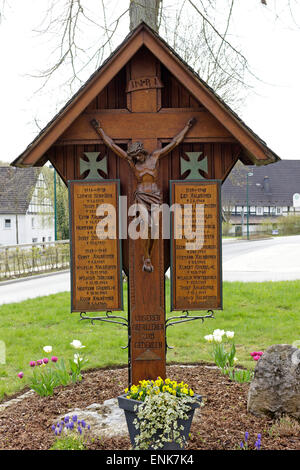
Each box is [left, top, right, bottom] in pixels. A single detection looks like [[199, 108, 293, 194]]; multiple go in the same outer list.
[[129, 0, 162, 32]]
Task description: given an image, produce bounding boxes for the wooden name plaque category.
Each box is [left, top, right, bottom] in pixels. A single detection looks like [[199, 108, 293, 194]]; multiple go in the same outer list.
[[170, 180, 222, 311], [69, 180, 123, 312], [126, 76, 163, 93]]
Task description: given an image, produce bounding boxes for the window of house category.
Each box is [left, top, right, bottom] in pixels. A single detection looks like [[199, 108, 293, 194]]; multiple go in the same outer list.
[[31, 217, 35, 228], [263, 207, 269, 214], [236, 206, 242, 214], [250, 206, 256, 214], [48, 236, 52, 242], [276, 207, 282, 215], [256, 207, 263, 215], [32, 238, 38, 243], [270, 207, 276, 215], [4, 219, 11, 228]]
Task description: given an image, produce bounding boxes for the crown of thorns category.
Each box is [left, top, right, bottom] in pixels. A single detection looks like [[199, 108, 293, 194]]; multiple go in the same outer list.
[[127, 141, 147, 158]]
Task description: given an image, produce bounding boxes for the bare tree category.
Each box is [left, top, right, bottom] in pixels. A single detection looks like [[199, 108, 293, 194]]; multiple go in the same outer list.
[[26, 0, 252, 105], [161, 1, 248, 109], [129, 0, 162, 31], [0, 1, 299, 108]]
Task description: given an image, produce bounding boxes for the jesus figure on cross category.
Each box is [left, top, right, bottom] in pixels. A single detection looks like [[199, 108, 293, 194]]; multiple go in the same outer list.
[[90, 117, 196, 273]]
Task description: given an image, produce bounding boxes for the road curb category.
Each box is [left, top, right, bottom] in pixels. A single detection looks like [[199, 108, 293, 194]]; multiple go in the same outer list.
[[0, 269, 70, 286]]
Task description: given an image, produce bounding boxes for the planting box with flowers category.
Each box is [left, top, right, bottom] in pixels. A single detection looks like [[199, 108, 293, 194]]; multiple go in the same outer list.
[[118, 377, 202, 450]]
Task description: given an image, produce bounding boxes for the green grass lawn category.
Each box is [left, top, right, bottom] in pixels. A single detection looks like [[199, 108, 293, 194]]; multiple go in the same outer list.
[[0, 280, 300, 400]]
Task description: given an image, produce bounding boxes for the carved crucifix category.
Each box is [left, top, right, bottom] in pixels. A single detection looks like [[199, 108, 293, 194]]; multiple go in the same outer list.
[[90, 117, 196, 272]]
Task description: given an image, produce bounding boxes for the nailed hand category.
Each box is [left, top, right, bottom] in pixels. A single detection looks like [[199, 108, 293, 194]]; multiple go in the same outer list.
[[187, 117, 196, 128]]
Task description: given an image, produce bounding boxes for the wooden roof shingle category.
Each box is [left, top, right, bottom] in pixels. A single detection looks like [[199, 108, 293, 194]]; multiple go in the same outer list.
[[0, 167, 40, 214], [222, 160, 300, 207]]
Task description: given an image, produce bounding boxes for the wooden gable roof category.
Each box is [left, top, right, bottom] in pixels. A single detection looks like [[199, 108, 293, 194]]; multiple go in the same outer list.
[[11, 22, 280, 168]]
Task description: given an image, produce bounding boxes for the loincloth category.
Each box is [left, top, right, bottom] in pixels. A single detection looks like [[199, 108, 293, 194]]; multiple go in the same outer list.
[[134, 189, 162, 213]]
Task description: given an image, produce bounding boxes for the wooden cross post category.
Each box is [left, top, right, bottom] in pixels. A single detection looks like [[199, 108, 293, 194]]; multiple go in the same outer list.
[[62, 50, 205, 385], [127, 50, 165, 384]]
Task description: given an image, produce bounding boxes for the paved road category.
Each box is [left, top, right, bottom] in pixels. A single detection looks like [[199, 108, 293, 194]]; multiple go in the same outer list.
[[223, 235, 300, 282], [0, 270, 70, 305], [0, 235, 300, 304]]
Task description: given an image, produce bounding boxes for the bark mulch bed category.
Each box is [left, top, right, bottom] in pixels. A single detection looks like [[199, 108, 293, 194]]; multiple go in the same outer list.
[[0, 363, 299, 451]]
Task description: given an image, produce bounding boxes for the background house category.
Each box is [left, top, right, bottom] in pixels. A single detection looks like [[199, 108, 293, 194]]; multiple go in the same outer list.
[[222, 160, 300, 235], [0, 167, 54, 245]]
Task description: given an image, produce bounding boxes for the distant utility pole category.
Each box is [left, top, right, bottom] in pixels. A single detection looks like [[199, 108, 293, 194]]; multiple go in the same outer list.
[[246, 172, 253, 240], [54, 168, 57, 241]]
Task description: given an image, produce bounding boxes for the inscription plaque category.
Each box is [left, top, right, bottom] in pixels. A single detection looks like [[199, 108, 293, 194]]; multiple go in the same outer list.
[[170, 180, 222, 311], [69, 180, 123, 312], [126, 76, 163, 93]]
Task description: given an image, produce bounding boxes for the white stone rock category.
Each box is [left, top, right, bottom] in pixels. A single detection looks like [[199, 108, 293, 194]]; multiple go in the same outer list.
[[57, 398, 128, 438]]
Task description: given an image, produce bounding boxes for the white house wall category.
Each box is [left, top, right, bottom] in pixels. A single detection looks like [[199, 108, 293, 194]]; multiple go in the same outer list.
[[0, 213, 54, 246]]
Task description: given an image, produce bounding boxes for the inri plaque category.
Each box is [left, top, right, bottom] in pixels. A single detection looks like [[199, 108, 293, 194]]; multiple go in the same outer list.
[[170, 180, 222, 311], [69, 180, 123, 312]]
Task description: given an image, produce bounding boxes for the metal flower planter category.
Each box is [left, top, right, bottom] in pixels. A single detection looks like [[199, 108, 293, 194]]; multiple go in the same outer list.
[[118, 393, 202, 450]]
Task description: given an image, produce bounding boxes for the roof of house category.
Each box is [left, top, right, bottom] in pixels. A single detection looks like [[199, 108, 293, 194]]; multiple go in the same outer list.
[[11, 22, 280, 169], [222, 159, 300, 207], [0, 167, 40, 214]]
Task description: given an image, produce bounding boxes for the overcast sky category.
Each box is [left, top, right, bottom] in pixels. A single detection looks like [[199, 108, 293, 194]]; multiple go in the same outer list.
[[0, 1, 299, 164]]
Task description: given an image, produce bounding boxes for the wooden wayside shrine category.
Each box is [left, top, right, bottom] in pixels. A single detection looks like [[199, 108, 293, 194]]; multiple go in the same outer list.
[[12, 23, 280, 385]]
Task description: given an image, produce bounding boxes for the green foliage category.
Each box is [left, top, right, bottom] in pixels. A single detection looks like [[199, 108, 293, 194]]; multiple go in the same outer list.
[[42, 167, 69, 240], [213, 342, 236, 370], [222, 221, 233, 237], [50, 436, 86, 450], [30, 363, 60, 396], [227, 368, 254, 383], [276, 215, 300, 236]]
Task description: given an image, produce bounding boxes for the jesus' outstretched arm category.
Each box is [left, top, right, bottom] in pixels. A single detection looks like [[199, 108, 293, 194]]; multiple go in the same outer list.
[[154, 117, 197, 160], [90, 119, 129, 162]]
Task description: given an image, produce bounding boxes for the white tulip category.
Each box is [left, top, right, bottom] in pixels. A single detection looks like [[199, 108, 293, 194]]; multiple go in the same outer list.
[[213, 329, 225, 337], [43, 346, 52, 353], [204, 334, 214, 343], [74, 353, 82, 364], [225, 331, 235, 339], [213, 335, 223, 343], [234, 357, 238, 362], [70, 340, 85, 349]]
